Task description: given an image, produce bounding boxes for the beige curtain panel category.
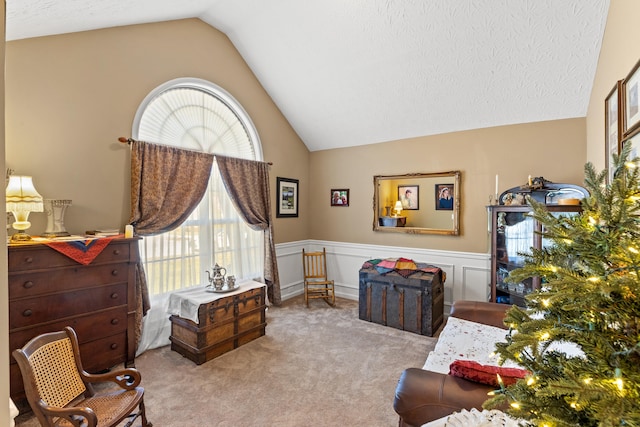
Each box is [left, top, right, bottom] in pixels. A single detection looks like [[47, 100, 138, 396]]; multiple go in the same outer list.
[[129, 140, 214, 347], [216, 155, 281, 305], [129, 141, 214, 235]]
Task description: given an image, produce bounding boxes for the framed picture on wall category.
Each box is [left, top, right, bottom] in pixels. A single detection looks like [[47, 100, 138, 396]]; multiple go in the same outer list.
[[435, 184, 454, 210], [276, 177, 299, 218], [398, 185, 419, 210], [622, 132, 640, 164], [605, 81, 623, 184], [330, 189, 349, 206], [623, 59, 640, 137]]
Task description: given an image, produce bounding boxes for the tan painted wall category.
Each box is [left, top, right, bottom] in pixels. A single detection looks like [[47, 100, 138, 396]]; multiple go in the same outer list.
[[309, 118, 586, 254], [5, 19, 310, 243], [6, 3, 638, 256], [586, 1, 640, 169]]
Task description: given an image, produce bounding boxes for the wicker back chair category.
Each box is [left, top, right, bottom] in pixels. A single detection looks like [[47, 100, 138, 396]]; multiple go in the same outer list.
[[302, 248, 336, 307], [12, 326, 151, 427]]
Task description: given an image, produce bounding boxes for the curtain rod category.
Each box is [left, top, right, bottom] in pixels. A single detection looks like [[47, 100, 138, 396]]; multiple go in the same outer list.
[[118, 137, 273, 165]]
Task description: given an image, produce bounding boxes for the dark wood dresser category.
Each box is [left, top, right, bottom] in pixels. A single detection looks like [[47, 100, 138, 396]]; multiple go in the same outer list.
[[358, 267, 444, 337], [8, 237, 139, 400]]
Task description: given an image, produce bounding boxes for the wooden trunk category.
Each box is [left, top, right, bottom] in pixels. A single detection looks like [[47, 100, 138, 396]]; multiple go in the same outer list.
[[358, 268, 444, 336], [169, 285, 266, 365]]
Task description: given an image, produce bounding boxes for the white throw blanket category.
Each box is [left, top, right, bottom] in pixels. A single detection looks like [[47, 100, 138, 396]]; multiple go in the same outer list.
[[422, 316, 584, 374], [422, 317, 520, 373]]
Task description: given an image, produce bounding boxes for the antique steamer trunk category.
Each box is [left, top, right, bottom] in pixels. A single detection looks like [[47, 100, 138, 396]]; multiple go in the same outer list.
[[358, 267, 444, 336], [169, 284, 266, 365]]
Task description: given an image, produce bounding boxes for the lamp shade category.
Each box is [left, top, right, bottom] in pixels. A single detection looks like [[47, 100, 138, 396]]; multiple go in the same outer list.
[[6, 175, 44, 213], [393, 200, 403, 216]]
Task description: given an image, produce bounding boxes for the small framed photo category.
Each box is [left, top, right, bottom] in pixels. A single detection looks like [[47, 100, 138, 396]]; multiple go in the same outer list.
[[435, 184, 454, 210], [623, 59, 640, 137], [398, 185, 419, 210], [276, 177, 299, 218], [330, 189, 349, 206], [606, 81, 623, 183]]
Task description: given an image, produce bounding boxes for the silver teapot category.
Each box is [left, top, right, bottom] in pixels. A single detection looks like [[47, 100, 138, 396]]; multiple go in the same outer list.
[[206, 263, 227, 290]]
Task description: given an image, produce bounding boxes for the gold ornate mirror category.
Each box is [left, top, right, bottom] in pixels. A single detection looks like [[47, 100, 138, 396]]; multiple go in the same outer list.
[[373, 171, 461, 235]]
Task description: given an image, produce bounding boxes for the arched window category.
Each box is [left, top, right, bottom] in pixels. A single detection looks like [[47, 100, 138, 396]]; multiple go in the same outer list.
[[132, 78, 264, 352]]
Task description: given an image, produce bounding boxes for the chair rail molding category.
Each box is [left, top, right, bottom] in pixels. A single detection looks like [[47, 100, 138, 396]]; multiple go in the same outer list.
[[275, 240, 490, 314]]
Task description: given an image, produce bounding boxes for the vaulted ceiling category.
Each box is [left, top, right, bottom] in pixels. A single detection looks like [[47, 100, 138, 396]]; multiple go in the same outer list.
[[6, 0, 610, 151]]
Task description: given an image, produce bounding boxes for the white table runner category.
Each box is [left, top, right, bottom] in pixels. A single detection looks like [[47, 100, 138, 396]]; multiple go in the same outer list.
[[421, 409, 523, 427], [167, 279, 266, 323]]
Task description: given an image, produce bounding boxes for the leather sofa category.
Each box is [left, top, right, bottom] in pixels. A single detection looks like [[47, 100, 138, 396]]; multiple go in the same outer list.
[[393, 300, 511, 427]]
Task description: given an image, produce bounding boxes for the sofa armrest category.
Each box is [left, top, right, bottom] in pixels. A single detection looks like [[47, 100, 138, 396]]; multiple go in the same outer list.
[[450, 301, 510, 329], [394, 368, 494, 426]]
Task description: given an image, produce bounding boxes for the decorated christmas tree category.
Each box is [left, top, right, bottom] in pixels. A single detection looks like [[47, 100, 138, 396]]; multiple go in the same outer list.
[[484, 143, 640, 427]]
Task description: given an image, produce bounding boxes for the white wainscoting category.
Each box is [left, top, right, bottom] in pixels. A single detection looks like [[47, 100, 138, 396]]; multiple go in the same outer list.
[[275, 240, 491, 314]]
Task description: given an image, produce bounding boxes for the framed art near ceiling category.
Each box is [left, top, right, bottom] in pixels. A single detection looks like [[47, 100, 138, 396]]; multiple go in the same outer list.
[[276, 177, 299, 218], [605, 81, 623, 183], [330, 189, 349, 206], [398, 185, 419, 210], [623, 59, 640, 137], [435, 183, 454, 210]]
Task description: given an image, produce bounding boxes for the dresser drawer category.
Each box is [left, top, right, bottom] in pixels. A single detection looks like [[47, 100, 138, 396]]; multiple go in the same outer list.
[[9, 307, 128, 362], [9, 262, 130, 299], [9, 283, 128, 329], [8, 241, 131, 271], [80, 332, 128, 373], [10, 363, 23, 398]]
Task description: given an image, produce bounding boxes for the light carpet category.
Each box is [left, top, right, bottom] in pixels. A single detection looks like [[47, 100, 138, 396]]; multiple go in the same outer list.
[[15, 296, 437, 426]]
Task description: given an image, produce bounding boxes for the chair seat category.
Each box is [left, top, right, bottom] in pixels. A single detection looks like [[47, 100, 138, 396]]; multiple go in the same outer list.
[[305, 280, 334, 295], [55, 387, 145, 427]]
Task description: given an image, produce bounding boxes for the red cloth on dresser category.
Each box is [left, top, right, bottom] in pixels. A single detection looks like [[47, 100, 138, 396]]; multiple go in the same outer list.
[[44, 235, 120, 265]]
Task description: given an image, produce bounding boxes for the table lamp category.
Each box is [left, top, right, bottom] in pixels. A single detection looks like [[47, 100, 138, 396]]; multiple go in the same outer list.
[[6, 175, 44, 242], [393, 200, 403, 217]]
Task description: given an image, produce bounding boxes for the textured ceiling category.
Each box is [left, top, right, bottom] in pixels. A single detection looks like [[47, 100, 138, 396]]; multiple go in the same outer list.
[[7, 0, 610, 152]]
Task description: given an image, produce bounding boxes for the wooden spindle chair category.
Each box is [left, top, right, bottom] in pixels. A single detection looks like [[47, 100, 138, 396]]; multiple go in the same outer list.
[[302, 248, 336, 307], [12, 327, 152, 427]]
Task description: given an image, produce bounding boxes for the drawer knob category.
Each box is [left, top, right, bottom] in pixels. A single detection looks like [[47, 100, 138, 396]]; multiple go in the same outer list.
[[24, 256, 33, 264], [111, 318, 119, 325], [110, 293, 119, 299], [110, 343, 118, 350], [23, 309, 33, 317], [111, 269, 119, 276], [113, 249, 121, 255], [23, 281, 34, 289]]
